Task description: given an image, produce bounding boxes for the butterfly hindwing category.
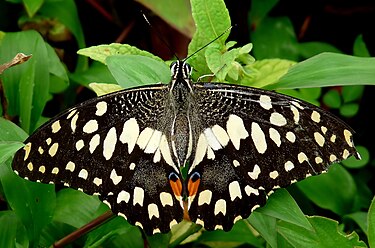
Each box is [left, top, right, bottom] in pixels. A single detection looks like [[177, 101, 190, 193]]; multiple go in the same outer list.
[[12, 84, 184, 235], [186, 83, 359, 230]]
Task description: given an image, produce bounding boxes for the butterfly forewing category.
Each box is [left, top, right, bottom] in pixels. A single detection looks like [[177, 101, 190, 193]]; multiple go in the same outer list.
[[186, 83, 359, 230], [12, 85, 184, 235]]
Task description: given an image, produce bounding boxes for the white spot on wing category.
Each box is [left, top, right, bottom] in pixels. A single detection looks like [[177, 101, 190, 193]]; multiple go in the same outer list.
[[75, 139, 84, 151], [24, 143, 31, 161], [251, 122, 267, 154], [198, 190, 212, 206], [103, 127, 117, 160], [270, 112, 287, 126], [269, 170, 279, 179], [344, 129, 353, 147], [214, 199, 227, 216], [160, 192, 173, 207], [117, 190, 130, 203], [245, 185, 259, 196], [314, 132, 325, 147], [110, 169, 122, 185], [144, 130, 162, 154], [284, 161, 294, 171], [269, 128, 281, 147], [89, 134, 100, 153], [311, 111, 321, 123], [70, 112, 79, 133], [48, 143, 59, 157], [229, 181, 242, 201], [259, 95, 272, 110], [51, 120, 61, 133], [211, 124, 230, 147], [119, 118, 140, 154], [248, 164, 261, 180], [78, 169, 88, 180], [83, 120, 98, 134], [133, 187, 144, 206], [204, 128, 222, 150], [137, 127, 154, 150], [93, 177, 102, 186], [148, 203, 160, 220], [227, 114, 249, 150], [66, 161, 75, 172], [95, 101, 107, 116]]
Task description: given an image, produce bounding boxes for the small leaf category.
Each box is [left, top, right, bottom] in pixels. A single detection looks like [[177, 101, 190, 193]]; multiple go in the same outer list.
[[106, 55, 170, 88], [339, 103, 360, 118], [323, 89, 341, 109], [344, 212, 368, 236], [0, 117, 28, 142], [89, 83, 123, 96], [78, 43, 164, 65], [353, 34, 370, 57], [248, 211, 277, 248], [0, 141, 24, 164], [341, 146, 369, 169], [342, 85, 365, 103], [23, 0, 43, 17]]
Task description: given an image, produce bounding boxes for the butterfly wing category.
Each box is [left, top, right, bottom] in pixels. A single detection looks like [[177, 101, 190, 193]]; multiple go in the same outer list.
[[187, 82, 359, 231], [12, 85, 183, 235]]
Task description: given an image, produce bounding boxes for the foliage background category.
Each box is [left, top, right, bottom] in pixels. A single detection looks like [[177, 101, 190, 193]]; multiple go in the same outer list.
[[0, 0, 375, 247]]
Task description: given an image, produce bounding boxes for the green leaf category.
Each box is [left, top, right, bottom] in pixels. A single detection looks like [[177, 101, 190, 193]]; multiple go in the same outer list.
[[0, 30, 51, 133], [341, 146, 369, 169], [135, 0, 195, 38], [106, 55, 170, 88], [70, 61, 116, 87], [39, 0, 87, 71], [251, 17, 299, 60], [257, 189, 312, 231], [0, 141, 24, 164], [278, 216, 366, 248], [0, 117, 28, 142], [342, 85, 364, 103], [89, 83, 123, 96], [78, 43, 164, 65], [45, 43, 69, 94], [368, 196, 375, 248], [249, 0, 279, 27], [188, 0, 231, 76], [323, 89, 341, 109], [297, 42, 342, 58], [0, 211, 28, 248], [339, 103, 360, 118], [244, 59, 296, 88], [297, 164, 357, 215], [0, 161, 55, 247], [196, 221, 263, 248], [344, 212, 368, 236], [22, 0, 43, 17], [248, 211, 277, 248], [353, 34, 370, 57], [275, 53, 375, 90]]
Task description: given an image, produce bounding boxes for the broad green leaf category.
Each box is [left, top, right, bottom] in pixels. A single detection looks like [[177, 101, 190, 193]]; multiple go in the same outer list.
[[0, 117, 28, 142], [297, 164, 357, 215], [0, 161, 55, 247], [188, 0, 231, 76], [0, 30, 50, 133], [278, 216, 366, 248], [0, 141, 24, 164], [248, 211, 277, 248], [78, 43, 164, 65], [22, 0, 43, 17], [353, 34, 370, 57], [274, 53, 375, 90], [0, 211, 29, 248], [341, 146, 369, 169], [45, 43, 69, 93], [368, 196, 375, 248], [169, 220, 201, 247], [249, 0, 279, 26], [136, 0, 195, 38], [39, 0, 87, 71], [105, 227, 143, 248], [106, 55, 170, 88], [257, 189, 312, 231], [89, 83, 123, 96]]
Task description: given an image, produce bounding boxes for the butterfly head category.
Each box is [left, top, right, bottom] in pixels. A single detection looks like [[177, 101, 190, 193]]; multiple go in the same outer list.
[[170, 60, 192, 81]]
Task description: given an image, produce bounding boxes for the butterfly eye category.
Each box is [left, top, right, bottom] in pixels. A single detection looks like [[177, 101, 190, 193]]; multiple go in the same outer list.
[[189, 171, 200, 182], [168, 172, 179, 182]]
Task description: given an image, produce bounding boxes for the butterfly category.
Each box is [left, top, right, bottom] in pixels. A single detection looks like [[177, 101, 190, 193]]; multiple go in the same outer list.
[[12, 59, 360, 235]]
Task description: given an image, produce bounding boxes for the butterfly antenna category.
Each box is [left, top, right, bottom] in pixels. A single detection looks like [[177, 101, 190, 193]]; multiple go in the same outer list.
[[183, 26, 233, 62], [142, 13, 181, 60]]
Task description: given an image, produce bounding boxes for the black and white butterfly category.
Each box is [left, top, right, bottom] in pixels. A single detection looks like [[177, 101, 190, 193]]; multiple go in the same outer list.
[[12, 59, 360, 235]]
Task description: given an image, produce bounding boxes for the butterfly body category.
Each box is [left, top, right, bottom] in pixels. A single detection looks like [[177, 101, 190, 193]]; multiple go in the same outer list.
[[12, 60, 360, 235]]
